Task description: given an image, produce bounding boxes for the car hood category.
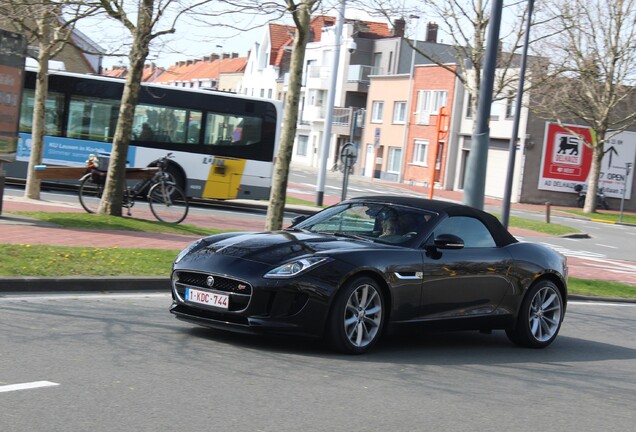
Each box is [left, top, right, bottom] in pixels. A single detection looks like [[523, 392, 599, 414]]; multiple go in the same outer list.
[[188, 231, 387, 265]]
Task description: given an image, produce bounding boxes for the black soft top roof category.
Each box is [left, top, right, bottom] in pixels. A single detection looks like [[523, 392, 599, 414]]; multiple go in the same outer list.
[[346, 196, 518, 247]]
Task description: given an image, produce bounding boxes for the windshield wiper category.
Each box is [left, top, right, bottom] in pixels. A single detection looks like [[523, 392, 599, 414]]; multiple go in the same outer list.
[[329, 232, 371, 241], [284, 227, 308, 233]]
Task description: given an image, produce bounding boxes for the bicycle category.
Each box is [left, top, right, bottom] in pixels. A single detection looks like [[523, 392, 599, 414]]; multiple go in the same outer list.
[[78, 153, 189, 224]]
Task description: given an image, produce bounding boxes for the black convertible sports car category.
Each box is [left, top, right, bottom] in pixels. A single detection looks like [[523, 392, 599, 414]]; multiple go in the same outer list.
[[170, 196, 567, 354]]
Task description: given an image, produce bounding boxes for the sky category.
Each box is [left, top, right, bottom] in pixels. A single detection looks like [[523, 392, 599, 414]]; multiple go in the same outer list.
[[75, 2, 385, 70]]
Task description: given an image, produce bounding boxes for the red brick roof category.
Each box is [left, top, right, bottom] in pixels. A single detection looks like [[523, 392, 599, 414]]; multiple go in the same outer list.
[[101, 66, 127, 79], [101, 64, 165, 82], [148, 56, 247, 84], [270, 16, 390, 67]]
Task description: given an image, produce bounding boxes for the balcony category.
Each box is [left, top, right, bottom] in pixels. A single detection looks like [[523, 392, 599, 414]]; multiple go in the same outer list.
[[346, 65, 383, 93], [305, 65, 331, 89], [331, 107, 365, 137]]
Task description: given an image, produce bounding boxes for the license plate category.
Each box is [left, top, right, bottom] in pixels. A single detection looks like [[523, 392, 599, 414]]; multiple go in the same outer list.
[[185, 287, 229, 309]]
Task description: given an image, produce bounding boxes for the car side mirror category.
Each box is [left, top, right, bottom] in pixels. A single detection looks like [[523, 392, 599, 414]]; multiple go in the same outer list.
[[290, 215, 309, 227], [433, 233, 465, 250]]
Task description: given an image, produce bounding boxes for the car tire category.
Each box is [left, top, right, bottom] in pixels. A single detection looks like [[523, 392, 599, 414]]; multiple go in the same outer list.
[[506, 280, 564, 348], [327, 276, 385, 354]]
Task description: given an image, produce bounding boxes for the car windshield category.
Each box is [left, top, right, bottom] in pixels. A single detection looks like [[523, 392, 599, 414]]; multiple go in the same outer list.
[[292, 202, 436, 245]]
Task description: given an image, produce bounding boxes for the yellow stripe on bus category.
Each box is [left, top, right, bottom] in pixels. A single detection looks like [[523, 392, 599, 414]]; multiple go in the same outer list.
[[202, 158, 247, 199]]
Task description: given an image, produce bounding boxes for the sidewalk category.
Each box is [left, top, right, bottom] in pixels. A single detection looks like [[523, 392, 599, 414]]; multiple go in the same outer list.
[[1, 179, 636, 290]]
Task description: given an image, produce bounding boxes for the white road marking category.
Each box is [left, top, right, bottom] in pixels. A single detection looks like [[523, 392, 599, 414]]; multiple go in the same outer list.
[[595, 243, 618, 249], [569, 301, 636, 308], [539, 242, 607, 258], [0, 381, 59, 393]]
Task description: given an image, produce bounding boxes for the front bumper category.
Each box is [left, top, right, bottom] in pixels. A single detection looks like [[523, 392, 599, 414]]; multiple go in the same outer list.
[[170, 267, 334, 338]]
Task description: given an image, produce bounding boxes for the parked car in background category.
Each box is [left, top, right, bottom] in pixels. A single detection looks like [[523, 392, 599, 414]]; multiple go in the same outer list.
[[170, 196, 567, 354]]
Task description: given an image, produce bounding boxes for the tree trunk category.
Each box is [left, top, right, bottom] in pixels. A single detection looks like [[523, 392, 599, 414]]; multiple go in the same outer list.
[[584, 131, 605, 213], [23, 21, 52, 200], [98, 5, 152, 216], [264, 6, 312, 231]]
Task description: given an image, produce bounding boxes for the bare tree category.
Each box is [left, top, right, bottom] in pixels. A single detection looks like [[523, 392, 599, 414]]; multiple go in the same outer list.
[[265, 0, 322, 231], [531, 0, 636, 212], [95, 0, 211, 216], [200, 0, 323, 231], [0, 0, 99, 200], [360, 0, 536, 116]]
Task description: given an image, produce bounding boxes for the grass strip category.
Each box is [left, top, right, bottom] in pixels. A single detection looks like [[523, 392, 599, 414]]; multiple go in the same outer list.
[[561, 209, 636, 225], [9, 211, 225, 236], [496, 215, 580, 236], [568, 277, 636, 299], [1, 245, 634, 299], [0, 244, 177, 277]]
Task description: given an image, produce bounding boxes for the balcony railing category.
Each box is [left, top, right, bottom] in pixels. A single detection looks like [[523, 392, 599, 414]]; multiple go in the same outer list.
[[333, 107, 351, 126], [347, 65, 383, 82]]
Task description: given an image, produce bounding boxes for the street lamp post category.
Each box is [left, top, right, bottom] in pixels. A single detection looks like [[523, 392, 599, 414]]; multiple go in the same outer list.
[[463, 0, 504, 210], [619, 162, 632, 223], [398, 15, 419, 184], [316, 0, 346, 206], [501, 0, 534, 228]]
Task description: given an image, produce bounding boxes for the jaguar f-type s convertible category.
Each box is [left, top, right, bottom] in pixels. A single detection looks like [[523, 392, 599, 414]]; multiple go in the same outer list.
[[170, 196, 567, 354]]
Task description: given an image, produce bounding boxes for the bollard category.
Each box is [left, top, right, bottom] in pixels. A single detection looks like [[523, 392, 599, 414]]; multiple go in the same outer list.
[[545, 202, 551, 224]]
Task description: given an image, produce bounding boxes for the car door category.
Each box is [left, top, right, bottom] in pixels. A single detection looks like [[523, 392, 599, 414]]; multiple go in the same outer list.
[[419, 216, 513, 319]]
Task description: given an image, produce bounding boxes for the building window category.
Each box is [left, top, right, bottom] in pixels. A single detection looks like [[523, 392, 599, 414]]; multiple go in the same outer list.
[[393, 101, 406, 124], [268, 89, 273, 99], [387, 147, 402, 173], [466, 94, 473, 118], [371, 101, 384, 123], [413, 139, 429, 165], [416, 90, 448, 125], [505, 91, 516, 119], [296, 135, 309, 156]]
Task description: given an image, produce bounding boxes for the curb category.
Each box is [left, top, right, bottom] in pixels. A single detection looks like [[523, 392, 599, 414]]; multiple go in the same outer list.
[[0, 276, 169, 294], [1, 277, 634, 304], [568, 295, 636, 304]]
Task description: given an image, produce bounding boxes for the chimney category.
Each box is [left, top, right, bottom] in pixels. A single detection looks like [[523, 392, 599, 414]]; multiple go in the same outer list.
[[203, 56, 210, 62], [211, 54, 220, 61], [222, 53, 230, 59], [426, 22, 438, 43], [232, 52, 239, 58], [178, 61, 186, 67], [186, 59, 194, 65], [393, 18, 405, 38]]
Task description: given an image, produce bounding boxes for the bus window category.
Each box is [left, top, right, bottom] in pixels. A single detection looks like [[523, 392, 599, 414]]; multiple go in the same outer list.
[[186, 111, 202, 143], [203, 113, 262, 146], [133, 104, 201, 143], [19, 89, 64, 136], [67, 96, 119, 142]]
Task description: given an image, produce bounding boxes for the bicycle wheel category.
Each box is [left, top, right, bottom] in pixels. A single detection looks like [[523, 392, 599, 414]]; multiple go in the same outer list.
[[148, 181, 189, 224], [78, 174, 104, 214]]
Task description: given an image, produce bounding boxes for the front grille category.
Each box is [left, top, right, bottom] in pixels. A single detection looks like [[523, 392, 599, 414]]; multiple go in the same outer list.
[[176, 271, 252, 295], [174, 270, 252, 312]]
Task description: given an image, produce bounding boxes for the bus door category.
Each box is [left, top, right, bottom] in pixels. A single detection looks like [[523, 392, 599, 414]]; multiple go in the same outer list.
[[202, 156, 246, 199]]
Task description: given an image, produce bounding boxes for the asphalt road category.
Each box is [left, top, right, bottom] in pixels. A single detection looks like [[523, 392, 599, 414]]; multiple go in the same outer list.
[[1, 293, 635, 432]]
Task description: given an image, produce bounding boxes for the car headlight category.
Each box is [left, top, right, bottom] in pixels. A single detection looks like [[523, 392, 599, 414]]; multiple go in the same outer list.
[[264, 257, 333, 278], [174, 239, 203, 264]]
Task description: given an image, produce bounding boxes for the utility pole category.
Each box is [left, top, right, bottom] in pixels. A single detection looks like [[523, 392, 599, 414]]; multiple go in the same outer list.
[[316, 0, 345, 206], [501, 0, 534, 228], [463, 0, 504, 210]]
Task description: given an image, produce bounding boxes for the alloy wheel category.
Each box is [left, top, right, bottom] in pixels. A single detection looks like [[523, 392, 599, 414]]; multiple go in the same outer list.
[[528, 285, 562, 342], [343, 283, 383, 348]]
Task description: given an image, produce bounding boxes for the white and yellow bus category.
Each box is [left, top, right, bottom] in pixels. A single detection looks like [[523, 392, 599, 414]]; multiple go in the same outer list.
[[10, 68, 281, 200]]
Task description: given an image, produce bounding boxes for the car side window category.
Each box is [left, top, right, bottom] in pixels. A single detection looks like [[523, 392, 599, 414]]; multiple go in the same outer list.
[[433, 216, 497, 248]]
